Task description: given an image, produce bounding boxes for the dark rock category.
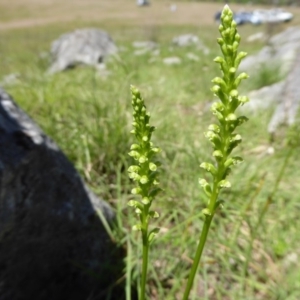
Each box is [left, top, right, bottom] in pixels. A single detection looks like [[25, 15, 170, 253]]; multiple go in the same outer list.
[[0, 88, 124, 300]]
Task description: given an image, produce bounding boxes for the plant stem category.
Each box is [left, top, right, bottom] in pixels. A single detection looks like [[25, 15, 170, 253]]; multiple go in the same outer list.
[[182, 214, 213, 300], [140, 229, 149, 300]]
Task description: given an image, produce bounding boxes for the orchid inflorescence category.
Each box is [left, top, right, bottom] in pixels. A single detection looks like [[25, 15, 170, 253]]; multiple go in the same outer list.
[[128, 85, 161, 241], [199, 5, 249, 217]]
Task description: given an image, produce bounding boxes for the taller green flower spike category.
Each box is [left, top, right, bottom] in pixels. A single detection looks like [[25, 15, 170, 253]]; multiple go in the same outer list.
[[183, 5, 250, 300], [200, 4, 249, 215], [128, 85, 161, 300]]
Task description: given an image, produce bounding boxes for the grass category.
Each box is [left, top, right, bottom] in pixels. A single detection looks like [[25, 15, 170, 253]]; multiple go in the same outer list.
[[1, 1, 300, 299]]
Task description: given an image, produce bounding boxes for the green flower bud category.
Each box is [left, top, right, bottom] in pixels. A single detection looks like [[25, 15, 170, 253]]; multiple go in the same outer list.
[[230, 90, 239, 98], [213, 150, 223, 158], [200, 162, 217, 175], [199, 178, 213, 197], [226, 113, 237, 121], [234, 51, 247, 68], [214, 56, 224, 64], [229, 67, 236, 74], [149, 211, 159, 218], [217, 38, 224, 46], [142, 197, 150, 205], [202, 208, 212, 217], [238, 96, 249, 105], [130, 144, 140, 150], [151, 147, 161, 153], [218, 180, 231, 188], [148, 227, 160, 243], [131, 187, 142, 195], [211, 85, 221, 94], [224, 156, 243, 168], [135, 208, 142, 214], [128, 165, 140, 173], [132, 224, 142, 231], [140, 176, 149, 184], [230, 134, 242, 144], [149, 162, 157, 171], [211, 101, 224, 112], [208, 124, 220, 133], [212, 77, 227, 90], [128, 150, 140, 159], [139, 156, 147, 163]]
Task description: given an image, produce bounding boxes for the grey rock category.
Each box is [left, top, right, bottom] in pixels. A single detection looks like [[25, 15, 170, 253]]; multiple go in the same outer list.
[[246, 81, 285, 112], [172, 34, 210, 54], [241, 27, 300, 135], [132, 41, 158, 56], [48, 28, 118, 74], [268, 47, 300, 134], [246, 32, 266, 43], [186, 52, 200, 62], [132, 41, 157, 50], [0, 88, 124, 300], [163, 56, 182, 65], [0, 73, 20, 87], [241, 26, 300, 77], [244, 47, 300, 135], [172, 34, 200, 47]]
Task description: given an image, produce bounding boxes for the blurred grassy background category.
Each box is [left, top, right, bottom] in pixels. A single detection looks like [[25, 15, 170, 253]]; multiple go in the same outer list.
[[1, 0, 300, 299]]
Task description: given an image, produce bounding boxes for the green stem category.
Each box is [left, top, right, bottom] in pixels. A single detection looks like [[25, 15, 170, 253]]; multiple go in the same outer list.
[[182, 215, 214, 300], [140, 230, 149, 300]]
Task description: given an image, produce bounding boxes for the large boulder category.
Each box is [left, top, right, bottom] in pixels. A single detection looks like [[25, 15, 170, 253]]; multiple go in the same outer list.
[[0, 88, 124, 300], [48, 28, 118, 73]]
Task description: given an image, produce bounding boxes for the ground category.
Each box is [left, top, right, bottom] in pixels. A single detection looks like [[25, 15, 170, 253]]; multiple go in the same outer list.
[[1, 0, 300, 30]]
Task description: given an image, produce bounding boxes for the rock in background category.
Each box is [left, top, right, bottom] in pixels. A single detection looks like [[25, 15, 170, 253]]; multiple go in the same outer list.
[[172, 34, 210, 54], [0, 88, 124, 300], [241, 26, 300, 78], [48, 28, 118, 74], [242, 27, 300, 136]]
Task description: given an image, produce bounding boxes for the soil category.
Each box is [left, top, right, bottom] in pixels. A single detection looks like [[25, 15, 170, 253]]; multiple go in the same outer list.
[[1, 0, 299, 30]]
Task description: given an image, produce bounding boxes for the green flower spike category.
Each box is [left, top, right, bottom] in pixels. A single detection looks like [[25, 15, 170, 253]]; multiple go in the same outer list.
[[183, 5, 250, 300], [128, 85, 161, 300]]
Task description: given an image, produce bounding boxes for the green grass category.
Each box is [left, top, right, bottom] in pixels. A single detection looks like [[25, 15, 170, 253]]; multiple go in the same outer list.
[[1, 21, 300, 300]]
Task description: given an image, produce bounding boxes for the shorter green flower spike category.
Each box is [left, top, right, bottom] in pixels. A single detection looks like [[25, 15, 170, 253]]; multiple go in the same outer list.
[[128, 86, 162, 297], [128, 85, 161, 206]]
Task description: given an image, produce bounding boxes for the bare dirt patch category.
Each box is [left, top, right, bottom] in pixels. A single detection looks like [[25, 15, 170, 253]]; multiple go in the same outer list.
[[1, 0, 299, 30]]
